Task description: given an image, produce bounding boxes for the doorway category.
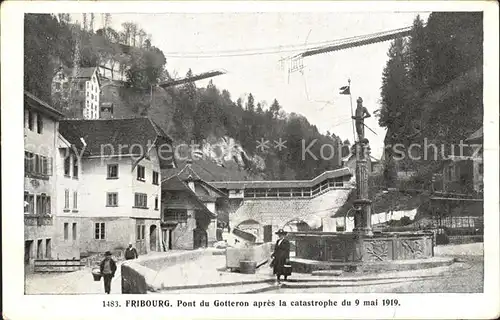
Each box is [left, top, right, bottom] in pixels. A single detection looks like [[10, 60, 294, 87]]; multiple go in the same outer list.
[[135, 219, 146, 254], [263, 225, 272, 243], [193, 228, 208, 249], [149, 225, 157, 251]]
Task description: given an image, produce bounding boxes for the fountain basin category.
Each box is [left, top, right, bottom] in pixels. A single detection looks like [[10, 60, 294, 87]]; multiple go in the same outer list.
[[288, 231, 435, 273]]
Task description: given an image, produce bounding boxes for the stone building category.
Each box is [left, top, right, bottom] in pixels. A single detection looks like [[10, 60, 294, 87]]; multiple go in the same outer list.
[[161, 160, 224, 250], [24, 91, 64, 269], [58, 117, 175, 255], [210, 168, 353, 243]]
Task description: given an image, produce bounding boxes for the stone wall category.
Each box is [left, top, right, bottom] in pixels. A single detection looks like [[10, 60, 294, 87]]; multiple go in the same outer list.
[[121, 249, 212, 293], [226, 243, 273, 270]]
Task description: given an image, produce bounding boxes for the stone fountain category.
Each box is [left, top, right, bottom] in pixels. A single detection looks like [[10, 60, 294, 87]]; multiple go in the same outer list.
[[289, 97, 448, 273]]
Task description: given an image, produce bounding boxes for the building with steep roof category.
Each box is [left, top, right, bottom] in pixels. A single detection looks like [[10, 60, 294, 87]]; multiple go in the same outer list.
[[161, 160, 226, 249], [24, 91, 65, 270], [58, 117, 175, 255], [51, 66, 101, 119]]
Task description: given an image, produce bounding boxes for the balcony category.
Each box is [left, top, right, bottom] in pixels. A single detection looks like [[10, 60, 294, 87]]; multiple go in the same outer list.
[[24, 214, 53, 226]]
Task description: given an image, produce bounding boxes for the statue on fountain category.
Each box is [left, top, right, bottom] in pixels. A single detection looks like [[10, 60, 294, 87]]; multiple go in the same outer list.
[[350, 97, 373, 235], [352, 97, 371, 143]]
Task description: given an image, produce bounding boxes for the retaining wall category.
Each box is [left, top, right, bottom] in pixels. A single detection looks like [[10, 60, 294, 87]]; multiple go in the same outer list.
[[121, 249, 212, 294], [226, 243, 273, 270]]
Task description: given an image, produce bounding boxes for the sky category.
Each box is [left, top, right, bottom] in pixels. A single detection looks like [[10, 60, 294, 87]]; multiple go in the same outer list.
[[73, 12, 431, 159]]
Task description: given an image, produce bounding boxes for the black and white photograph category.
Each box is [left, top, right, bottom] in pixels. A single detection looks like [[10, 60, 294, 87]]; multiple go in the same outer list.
[[2, 1, 499, 319]]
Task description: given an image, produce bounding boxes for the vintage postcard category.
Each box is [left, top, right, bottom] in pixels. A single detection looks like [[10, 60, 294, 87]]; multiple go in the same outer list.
[[2, 1, 499, 319]]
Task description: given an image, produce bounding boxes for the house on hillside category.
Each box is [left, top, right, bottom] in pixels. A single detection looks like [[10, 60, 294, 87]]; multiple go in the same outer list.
[[51, 66, 101, 119], [24, 92, 64, 270], [161, 160, 227, 250], [99, 60, 128, 82], [58, 117, 175, 255], [428, 128, 484, 231], [438, 128, 483, 195], [341, 151, 382, 175]]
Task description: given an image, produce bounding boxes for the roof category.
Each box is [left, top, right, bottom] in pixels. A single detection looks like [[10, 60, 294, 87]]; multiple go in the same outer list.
[[466, 127, 483, 143], [210, 167, 352, 190], [161, 176, 217, 218], [162, 161, 227, 199], [68, 67, 98, 79], [58, 117, 173, 158], [24, 91, 64, 119], [162, 158, 251, 182]]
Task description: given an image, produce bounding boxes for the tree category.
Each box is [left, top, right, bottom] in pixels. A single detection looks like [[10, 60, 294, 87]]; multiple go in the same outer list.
[[246, 93, 255, 112], [268, 99, 281, 119]]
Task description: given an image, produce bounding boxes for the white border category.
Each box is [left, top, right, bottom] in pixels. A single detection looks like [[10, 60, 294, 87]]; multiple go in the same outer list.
[[2, 1, 499, 319]]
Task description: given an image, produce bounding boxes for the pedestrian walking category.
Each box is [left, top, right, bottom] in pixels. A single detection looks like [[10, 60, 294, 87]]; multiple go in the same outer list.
[[270, 229, 291, 284], [124, 243, 139, 260], [99, 251, 117, 294]]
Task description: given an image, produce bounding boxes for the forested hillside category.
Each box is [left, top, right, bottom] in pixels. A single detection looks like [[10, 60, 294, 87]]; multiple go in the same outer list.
[[24, 14, 346, 181], [376, 13, 483, 187]]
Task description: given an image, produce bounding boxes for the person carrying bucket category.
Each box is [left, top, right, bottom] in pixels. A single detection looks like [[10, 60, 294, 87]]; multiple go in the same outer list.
[[99, 251, 117, 294]]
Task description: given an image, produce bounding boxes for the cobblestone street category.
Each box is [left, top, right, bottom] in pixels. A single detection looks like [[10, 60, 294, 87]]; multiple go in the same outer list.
[[24, 243, 484, 294]]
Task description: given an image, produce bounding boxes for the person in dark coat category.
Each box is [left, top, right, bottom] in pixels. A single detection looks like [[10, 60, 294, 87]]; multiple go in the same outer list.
[[99, 251, 117, 294], [271, 229, 291, 283], [124, 243, 138, 260]]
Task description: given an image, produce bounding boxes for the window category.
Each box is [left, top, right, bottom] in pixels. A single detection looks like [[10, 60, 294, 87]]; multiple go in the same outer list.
[[95, 222, 106, 240], [64, 223, 69, 240], [136, 224, 146, 240], [28, 111, 34, 131], [154, 196, 159, 210], [79, 83, 84, 90], [152, 171, 159, 185], [41, 156, 48, 175], [36, 195, 50, 215], [134, 193, 147, 208], [36, 113, 43, 134], [72, 223, 77, 241], [91, 93, 94, 100], [64, 156, 71, 176], [55, 83, 61, 90], [24, 193, 34, 214], [37, 239, 43, 259], [24, 151, 34, 174], [45, 239, 51, 258], [107, 164, 118, 179], [73, 191, 78, 209], [73, 157, 79, 179], [136, 165, 145, 181], [107, 192, 118, 207], [478, 163, 483, 175], [87, 91, 89, 97], [59, 73, 65, 80], [64, 189, 70, 209], [35, 154, 40, 174], [43, 195, 51, 215], [163, 209, 187, 222]]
